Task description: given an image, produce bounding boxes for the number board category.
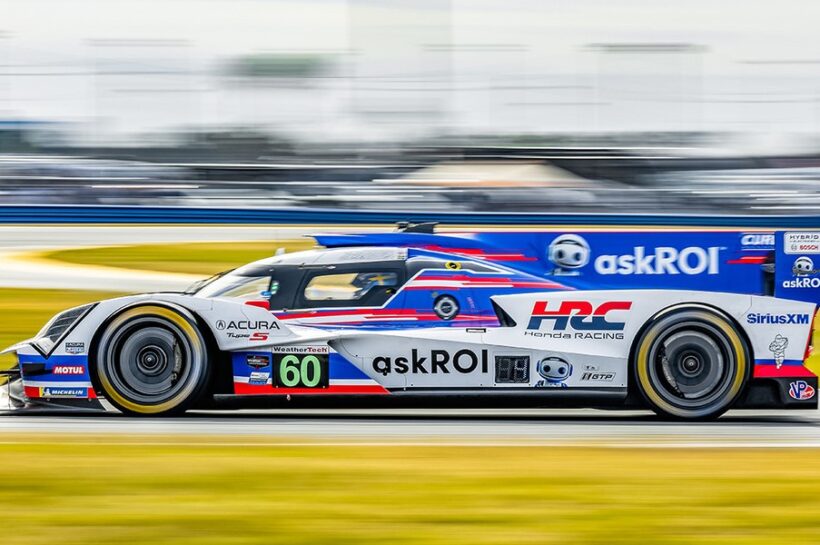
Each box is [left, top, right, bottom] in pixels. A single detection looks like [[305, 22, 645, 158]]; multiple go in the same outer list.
[[273, 353, 330, 389]]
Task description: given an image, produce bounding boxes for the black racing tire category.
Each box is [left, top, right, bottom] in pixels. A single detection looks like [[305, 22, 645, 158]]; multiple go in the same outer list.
[[632, 305, 751, 420], [95, 305, 211, 416]]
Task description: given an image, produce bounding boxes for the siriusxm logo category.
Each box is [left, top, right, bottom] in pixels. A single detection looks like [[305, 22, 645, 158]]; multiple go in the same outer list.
[[594, 246, 721, 276], [746, 313, 810, 325]]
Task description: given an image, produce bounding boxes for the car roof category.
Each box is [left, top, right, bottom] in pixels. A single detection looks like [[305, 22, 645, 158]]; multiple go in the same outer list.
[[247, 246, 409, 269]]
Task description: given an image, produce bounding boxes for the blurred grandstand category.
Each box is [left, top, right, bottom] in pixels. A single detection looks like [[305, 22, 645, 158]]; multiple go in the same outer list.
[[3, 130, 820, 213], [3, 0, 820, 215]]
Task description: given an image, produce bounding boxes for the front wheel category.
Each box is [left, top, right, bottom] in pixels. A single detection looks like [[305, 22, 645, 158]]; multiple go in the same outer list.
[[95, 305, 210, 416], [633, 305, 750, 420]]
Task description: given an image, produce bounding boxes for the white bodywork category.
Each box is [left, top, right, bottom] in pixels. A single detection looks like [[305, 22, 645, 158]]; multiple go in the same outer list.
[[6, 289, 814, 401]]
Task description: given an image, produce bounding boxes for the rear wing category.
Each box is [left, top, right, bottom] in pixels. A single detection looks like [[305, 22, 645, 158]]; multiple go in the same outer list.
[[315, 228, 820, 304]]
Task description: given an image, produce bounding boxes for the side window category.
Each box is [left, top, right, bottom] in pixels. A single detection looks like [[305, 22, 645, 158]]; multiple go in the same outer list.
[[300, 271, 400, 308], [219, 276, 271, 300]]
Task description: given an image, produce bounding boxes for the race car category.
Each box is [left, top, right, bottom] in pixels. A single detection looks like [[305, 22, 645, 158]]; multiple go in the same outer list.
[[2, 223, 818, 419]]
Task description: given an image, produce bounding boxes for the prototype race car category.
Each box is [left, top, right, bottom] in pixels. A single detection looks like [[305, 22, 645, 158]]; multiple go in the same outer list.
[[2, 223, 818, 419]]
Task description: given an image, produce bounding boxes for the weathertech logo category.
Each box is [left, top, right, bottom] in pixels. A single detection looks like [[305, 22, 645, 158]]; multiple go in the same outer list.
[[527, 301, 632, 331]]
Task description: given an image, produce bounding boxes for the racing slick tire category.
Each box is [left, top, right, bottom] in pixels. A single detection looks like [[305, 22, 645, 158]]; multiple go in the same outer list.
[[632, 305, 751, 420], [94, 304, 211, 416]]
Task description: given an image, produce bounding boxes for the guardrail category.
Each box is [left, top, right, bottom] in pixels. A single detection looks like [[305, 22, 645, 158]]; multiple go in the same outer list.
[[1, 205, 820, 227]]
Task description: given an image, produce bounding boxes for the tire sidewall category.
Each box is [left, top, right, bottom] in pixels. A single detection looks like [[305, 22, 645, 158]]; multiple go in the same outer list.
[[94, 304, 211, 416], [633, 305, 751, 420]]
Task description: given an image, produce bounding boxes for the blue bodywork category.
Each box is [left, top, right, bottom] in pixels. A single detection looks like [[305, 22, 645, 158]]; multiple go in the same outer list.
[[315, 228, 819, 306]]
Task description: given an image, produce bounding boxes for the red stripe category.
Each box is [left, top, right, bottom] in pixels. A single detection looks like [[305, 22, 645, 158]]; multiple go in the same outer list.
[[754, 365, 816, 378], [728, 256, 768, 265], [277, 308, 488, 322], [419, 245, 538, 261], [233, 383, 388, 395], [276, 308, 425, 320]]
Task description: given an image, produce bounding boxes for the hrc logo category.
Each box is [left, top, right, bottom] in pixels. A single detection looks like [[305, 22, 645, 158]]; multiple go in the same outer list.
[[527, 301, 632, 331]]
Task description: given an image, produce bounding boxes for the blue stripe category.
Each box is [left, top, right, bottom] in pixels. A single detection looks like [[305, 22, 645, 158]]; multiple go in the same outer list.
[[755, 359, 805, 366], [3, 205, 820, 227], [329, 353, 370, 380], [18, 354, 87, 365], [27, 374, 90, 382]]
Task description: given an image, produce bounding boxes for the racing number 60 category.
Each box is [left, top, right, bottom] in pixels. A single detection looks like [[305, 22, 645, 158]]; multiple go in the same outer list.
[[275, 354, 329, 389]]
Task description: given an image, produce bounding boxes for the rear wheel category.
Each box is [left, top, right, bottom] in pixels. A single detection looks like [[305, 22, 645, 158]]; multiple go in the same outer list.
[[633, 306, 750, 420], [95, 305, 210, 416]]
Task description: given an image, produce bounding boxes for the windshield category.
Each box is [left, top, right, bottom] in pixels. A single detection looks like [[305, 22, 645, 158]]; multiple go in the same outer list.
[[183, 269, 232, 295], [192, 271, 273, 300]]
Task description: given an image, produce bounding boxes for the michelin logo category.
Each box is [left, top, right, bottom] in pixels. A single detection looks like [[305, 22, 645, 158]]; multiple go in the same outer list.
[[769, 335, 789, 369]]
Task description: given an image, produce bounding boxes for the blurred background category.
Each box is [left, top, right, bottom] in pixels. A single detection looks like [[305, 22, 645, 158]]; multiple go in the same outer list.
[[4, 4, 820, 543], [2, 0, 820, 213]]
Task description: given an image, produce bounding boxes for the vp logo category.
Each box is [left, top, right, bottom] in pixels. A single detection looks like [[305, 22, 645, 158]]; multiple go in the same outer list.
[[527, 301, 632, 331]]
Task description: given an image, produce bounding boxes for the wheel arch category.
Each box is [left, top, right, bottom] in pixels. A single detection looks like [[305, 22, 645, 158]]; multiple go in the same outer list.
[[88, 300, 228, 400], [626, 301, 755, 405]]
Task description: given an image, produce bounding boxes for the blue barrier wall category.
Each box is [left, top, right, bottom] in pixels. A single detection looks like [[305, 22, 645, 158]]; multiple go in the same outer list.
[[1, 205, 820, 227]]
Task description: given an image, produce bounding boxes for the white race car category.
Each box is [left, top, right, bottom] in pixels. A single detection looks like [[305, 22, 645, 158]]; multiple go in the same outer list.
[[2, 227, 817, 419]]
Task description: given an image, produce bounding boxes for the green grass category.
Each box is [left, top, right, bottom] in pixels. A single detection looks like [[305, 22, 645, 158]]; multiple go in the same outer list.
[[1, 439, 820, 544], [0, 288, 125, 370], [45, 239, 316, 276]]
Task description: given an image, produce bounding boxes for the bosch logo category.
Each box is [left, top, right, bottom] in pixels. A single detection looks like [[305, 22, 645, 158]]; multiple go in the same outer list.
[[785, 232, 820, 255], [527, 301, 632, 331]]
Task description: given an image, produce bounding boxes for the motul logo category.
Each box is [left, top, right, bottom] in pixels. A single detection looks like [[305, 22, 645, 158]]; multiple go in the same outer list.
[[527, 301, 632, 331], [53, 365, 84, 375]]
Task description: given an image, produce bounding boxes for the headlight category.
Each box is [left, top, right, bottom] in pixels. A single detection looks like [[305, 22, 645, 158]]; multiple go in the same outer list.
[[31, 303, 97, 357]]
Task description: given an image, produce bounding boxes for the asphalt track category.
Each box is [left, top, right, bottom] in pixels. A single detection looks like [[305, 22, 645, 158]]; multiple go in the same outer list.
[[1, 409, 820, 446], [2, 224, 819, 446]]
